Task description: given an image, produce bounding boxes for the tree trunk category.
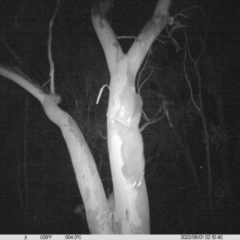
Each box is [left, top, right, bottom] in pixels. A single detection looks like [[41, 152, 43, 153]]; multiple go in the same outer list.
[[91, 0, 172, 233], [0, 0, 172, 234]]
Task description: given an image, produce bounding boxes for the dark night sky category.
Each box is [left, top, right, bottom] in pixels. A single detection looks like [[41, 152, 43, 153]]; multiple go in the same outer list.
[[0, 0, 240, 234]]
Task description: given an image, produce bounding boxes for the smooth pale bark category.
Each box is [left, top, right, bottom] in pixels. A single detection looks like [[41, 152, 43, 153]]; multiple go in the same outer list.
[[92, 0, 172, 234], [0, 66, 112, 233], [0, 0, 172, 234]]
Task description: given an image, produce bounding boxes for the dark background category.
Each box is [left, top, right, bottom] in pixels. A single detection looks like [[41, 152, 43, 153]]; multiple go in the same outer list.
[[0, 0, 239, 234]]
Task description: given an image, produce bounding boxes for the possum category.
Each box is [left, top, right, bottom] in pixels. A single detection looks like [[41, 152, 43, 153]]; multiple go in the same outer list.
[[114, 93, 145, 187]]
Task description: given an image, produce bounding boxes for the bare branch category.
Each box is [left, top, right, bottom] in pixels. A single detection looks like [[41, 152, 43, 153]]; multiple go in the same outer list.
[[48, 0, 60, 93]]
